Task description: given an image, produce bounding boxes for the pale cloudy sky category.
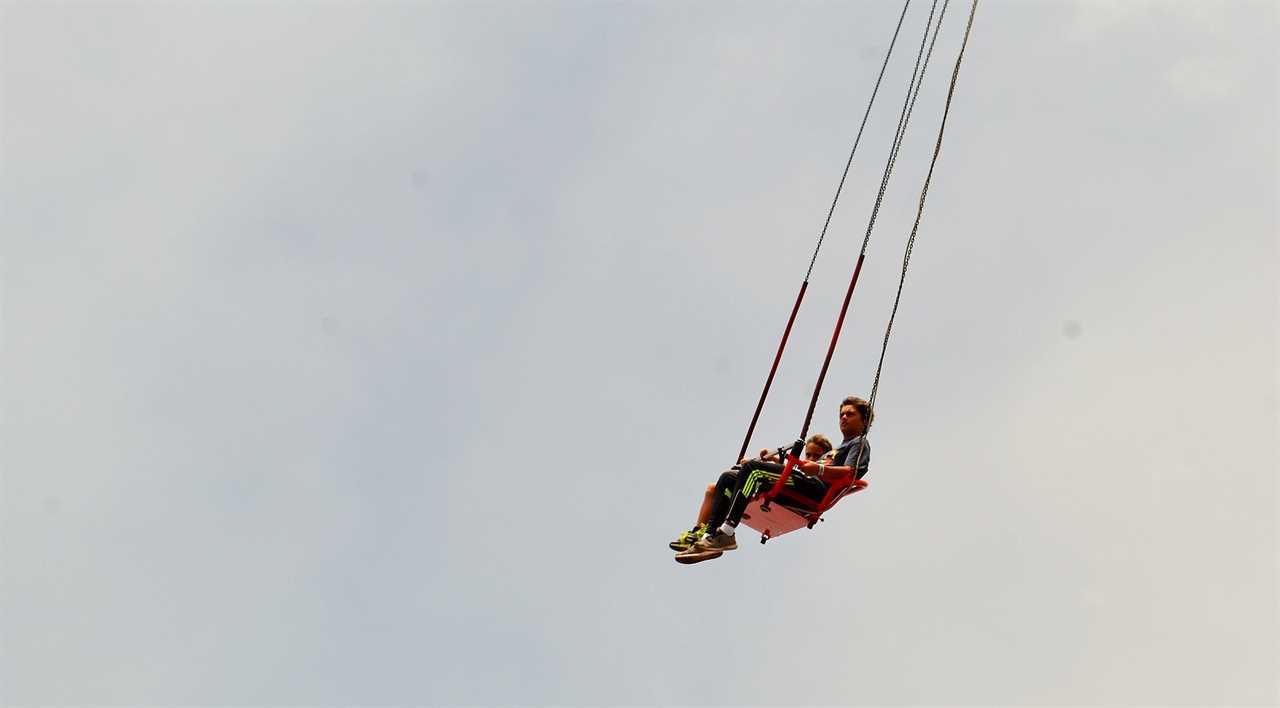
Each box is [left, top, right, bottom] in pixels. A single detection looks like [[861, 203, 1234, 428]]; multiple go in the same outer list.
[[2, 1, 1276, 707]]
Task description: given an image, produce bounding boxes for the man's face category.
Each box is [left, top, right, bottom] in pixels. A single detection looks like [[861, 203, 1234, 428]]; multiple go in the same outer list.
[[803, 442, 826, 461], [839, 405, 865, 438]]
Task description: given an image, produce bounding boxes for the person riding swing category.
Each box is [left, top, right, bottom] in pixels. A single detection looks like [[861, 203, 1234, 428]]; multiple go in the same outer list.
[[665, 0, 979, 567], [673, 396, 872, 564], [669, 434, 833, 552]]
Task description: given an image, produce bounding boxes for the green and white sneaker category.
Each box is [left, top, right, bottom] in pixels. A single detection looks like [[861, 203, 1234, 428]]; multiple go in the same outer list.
[[669, 524, 709, 552]]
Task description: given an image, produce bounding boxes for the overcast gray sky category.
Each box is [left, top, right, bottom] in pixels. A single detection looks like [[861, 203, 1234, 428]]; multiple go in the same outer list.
[[2, 1, 1276, 707]]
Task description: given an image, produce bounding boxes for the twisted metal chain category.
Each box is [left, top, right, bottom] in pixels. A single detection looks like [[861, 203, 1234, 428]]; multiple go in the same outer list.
[[797, 0, 947, 443], [804, 0, 914, 281], [859, 0, 947, 257], [866, 0, 981, 428]]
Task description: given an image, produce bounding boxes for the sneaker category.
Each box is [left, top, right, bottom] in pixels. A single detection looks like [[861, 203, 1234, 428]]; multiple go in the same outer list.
[[674, 546, 723, 565], [668, 524, 708, 552], [693, 531, 738, 553]]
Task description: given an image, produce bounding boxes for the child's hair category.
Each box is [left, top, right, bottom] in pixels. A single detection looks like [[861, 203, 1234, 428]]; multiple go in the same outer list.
[[806, 434, 833, 455]]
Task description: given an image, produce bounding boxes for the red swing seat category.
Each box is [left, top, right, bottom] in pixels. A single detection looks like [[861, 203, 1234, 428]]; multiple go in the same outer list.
[[740, 471, 868, 544]]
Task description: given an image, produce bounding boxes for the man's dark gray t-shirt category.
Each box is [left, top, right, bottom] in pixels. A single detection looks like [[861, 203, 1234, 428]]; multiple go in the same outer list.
[[833, 435, 871, 479]]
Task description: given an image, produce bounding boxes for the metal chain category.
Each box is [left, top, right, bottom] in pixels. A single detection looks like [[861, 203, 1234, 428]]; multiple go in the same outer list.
[[804, 0, 914, 281], [796, 0, 946, 443], [859, 0, 946, 257], [866, 0, 981, 431], [736, 0, 916, 463]]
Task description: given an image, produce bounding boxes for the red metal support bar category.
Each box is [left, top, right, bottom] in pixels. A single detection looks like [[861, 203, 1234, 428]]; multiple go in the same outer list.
[[761, 252, 866, 508], [799, 252, 866, 440], [735, 280, 809, 464]]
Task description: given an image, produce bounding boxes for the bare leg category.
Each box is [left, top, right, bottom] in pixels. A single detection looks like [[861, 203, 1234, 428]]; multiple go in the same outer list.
[[696, 483, 716, 527]]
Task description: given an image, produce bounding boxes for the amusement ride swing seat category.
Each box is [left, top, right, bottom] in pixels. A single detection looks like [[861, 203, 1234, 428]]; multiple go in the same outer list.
[[740, 475, 869, 544], [734, 440, 871, 544]]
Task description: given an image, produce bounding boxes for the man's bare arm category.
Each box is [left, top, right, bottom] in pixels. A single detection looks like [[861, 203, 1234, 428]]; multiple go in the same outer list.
[[799, 460, 854, 483]]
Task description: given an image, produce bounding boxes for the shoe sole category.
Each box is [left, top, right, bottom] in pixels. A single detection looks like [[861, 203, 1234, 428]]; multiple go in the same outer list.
[[694, 543, 737, 553], [675, 549, 723, 565]]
